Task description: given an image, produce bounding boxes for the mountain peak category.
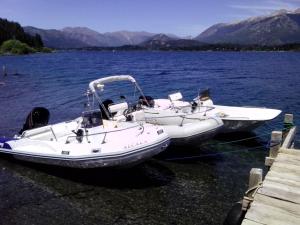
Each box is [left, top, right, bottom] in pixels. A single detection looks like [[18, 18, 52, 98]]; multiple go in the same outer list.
[[62, 26, 100, 35], [195, 8, 300, 45]]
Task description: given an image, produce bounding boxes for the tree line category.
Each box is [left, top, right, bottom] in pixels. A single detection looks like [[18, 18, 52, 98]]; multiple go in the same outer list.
[[0, 18, 43, 48]]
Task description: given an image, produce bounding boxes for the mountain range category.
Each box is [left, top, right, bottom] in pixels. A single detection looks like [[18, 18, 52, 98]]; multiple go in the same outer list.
[[23, 8, 300, 49], [24, 26, 158, 48], [195, 8, 300, 45]]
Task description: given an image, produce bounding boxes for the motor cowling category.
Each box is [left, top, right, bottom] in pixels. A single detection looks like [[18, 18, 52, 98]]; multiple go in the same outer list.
[[19, 107, 50, 134]]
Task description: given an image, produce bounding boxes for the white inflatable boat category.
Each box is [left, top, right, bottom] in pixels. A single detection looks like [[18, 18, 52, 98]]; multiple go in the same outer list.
[[0, 76, 170, 168], [139, 92, 224, 144], [194, 95, 281, 133]]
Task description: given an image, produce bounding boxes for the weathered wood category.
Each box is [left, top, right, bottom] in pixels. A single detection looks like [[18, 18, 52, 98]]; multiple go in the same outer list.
[[257, 179, 300, 204], [269, 131, 282, 158], [245, 193, 300, 225], [248, 168, 263, 191], [241, 127, 300, 225], [268, 170, 300, 182], [284, 114, 294, 124], [280, 148, 300, 156], [270, 164, 300, 179], [265, 157, 274, 167], [241, 219, 263, 225], [265, 175, 300, 189], [274, 152, 300, 166], [254, 193, 300, 215], [265, 131, 282, 166], [282, 127, 297, 149], [270, 161, 300, 174]]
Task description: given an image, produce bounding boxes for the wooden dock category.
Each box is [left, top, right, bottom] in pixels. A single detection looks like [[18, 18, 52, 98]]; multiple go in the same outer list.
[[241, 114, 300, 225]]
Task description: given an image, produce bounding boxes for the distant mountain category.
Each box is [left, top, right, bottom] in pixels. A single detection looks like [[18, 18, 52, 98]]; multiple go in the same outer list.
[[104, 31, 155, 46], [24, 26, 159, 48], [195, 8, 300, 45], [140, 34, 203, 49], [24, 26, 87, 48]]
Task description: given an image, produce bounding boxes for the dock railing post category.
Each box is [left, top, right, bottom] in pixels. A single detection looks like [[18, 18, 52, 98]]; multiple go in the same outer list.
[[242, 168, 263, 211], [248, 168, 263, 190], [283, 113, 294, 139], [265, 131, 282, 167]]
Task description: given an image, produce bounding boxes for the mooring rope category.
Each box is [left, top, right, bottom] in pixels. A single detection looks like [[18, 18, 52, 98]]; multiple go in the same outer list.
[[165, 145, 266, 161]]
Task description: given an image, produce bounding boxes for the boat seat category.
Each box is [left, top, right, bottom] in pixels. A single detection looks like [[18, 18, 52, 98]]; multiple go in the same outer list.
[[172, 100, 190, 108], [22, 126, 55, 141], [108, 102, 128, 116], [51, 122, 77, 140], [82, 110, 103, 128], [154, 99, 172, 110], [102, 120, 118, 129], [131, 110, 145, 122], [168, 92, 183, 101]]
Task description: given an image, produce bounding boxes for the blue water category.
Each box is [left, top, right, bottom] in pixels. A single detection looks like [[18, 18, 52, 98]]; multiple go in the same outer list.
[[1, 51, 299, 135], [0, 51, 299, 225]]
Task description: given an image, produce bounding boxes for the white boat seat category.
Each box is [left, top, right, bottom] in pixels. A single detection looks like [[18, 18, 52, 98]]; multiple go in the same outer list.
[[22, 126, 54, 140], [103, 119, 118, 128], [108, 102, 128, 115], [131, 110, 145, 121], [154, 99, 172, 110], [172, 100, 190, 108], [168, 92, 183, 101]]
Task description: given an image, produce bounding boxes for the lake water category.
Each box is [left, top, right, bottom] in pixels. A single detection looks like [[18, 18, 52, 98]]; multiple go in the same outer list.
[[0, 51, 299, 225]]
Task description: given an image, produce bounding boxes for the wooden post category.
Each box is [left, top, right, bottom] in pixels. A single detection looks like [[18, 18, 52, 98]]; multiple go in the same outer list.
[[284, 113, 294, 125], [242, 168, 263, 211], [248, 168, 263, 190], [265, 131, 282, 167], [283, 113, 294, 140]]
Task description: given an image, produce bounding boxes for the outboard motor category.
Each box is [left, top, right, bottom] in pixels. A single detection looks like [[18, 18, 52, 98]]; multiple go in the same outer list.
[[19, 107, 50, 134], [139, 95, 155, 107], [196, 89, 213, 107], [199, 88, 210, 101]]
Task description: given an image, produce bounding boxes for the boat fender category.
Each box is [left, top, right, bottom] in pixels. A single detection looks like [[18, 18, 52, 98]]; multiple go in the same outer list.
[[223, 201, 246, 225]]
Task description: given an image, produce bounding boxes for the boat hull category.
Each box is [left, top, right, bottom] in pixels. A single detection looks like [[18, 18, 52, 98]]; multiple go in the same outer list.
[[170, 125, 222, 145], [0, 139, 170, 168], [144, 108, 224, 144], [221, 119, 266, 133]]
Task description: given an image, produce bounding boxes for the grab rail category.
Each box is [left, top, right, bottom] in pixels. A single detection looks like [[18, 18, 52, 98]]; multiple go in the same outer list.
[[65, 123, 141, 144]]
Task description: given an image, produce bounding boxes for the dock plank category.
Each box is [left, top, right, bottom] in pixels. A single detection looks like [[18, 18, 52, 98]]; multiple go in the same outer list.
[[265, 173, 300, 187], [241, 219, 264, 225], [269, 161, 300, 174], [254, 194, 300, 216], [257, 179, 300, 204], [245, 194, 300, 225], [241, 126, 300, 225], [280, 148, 300, 157], [270, 164, 300, 176], [267, 170, 300, 183], [275, 153, 300, 166]]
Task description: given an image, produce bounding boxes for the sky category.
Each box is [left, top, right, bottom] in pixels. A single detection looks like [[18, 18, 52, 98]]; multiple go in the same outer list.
[[1, 0, 300, 37]]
